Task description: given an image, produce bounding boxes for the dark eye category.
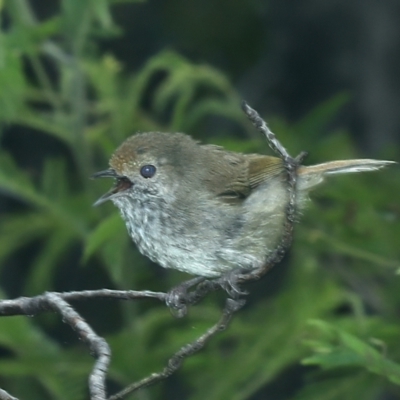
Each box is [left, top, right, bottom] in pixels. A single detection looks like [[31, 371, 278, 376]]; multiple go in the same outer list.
[[140, 164, 156, 178]]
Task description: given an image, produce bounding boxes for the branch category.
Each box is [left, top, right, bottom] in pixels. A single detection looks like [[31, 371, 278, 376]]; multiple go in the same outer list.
[[0, 285, 241, 400], [238, 101, 304, 282], [108, 298, 245, 400], [0, 289, 166, 317], [0, 292, 112, 400]]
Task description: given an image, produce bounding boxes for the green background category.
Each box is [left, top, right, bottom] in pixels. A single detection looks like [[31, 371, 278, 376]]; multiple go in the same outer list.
[[0, 1, 399, 399]]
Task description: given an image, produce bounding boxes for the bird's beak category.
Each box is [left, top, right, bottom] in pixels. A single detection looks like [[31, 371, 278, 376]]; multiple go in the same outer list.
[[91, 169, 117, 179], [91, 169, 133, 207], [93, 190, 116, 207]]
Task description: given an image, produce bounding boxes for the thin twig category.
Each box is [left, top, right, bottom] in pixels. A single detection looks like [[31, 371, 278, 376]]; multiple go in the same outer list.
[[45, 293, 111, 400], [241, 101, 291, 159], [0, 289, 166, 317], [108, 298, 245, 400], [238, 101, 302, 281]]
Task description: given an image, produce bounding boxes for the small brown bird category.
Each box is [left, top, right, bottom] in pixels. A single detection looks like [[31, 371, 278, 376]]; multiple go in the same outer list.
[[93, 132, 394, 277]]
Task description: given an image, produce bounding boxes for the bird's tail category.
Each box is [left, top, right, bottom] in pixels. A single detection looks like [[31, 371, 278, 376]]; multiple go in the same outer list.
[[297, 159, 395, 191]]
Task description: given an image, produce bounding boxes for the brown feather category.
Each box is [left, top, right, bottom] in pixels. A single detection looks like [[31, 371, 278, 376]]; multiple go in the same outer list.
[[205, 151, 284, 204], [247, 155, 284, 188]]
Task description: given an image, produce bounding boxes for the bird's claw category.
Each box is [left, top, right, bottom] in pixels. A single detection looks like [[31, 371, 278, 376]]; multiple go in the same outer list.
[[165, 276, 205, 318], [217, 270, 248, 299]]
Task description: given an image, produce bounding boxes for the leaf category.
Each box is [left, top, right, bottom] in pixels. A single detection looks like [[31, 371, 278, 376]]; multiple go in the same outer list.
[[0, 213, 53, 267], [129, 50, 240, 131], [89, 0, 113, 29], [0, 33, 27, 120], [303, 320, 400, 385], [293, 93, 351, 141], [24, 230, 74, 295], [16, 111, 73, 146], [0, 154, 88, 236], [84, 212, 132, 284], [290, 373, 378, 400], [84, 212, 125, 261], [0, 309, 89, 400], [0, 153, 36, 203]]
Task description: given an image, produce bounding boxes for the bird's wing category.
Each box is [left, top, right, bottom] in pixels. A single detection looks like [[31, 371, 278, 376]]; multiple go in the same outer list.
[[201, 146, 284, 204], [247, 155, 285, 189]]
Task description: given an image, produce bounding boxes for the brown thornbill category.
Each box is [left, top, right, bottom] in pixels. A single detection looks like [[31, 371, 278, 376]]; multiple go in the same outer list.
[[93, 131, 394, 277]]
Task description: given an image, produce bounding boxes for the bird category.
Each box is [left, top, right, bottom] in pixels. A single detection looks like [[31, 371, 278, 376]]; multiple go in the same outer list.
[[92, 131, 394, 278]]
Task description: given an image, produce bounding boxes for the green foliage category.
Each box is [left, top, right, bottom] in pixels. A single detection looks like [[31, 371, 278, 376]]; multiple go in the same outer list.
[[0, 1, 399, 399], [303, 320, 400, 385], [0, 301, 91, 400]]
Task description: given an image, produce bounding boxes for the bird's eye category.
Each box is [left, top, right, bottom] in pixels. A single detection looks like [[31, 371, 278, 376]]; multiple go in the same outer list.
[[140, 164, 156, 178]]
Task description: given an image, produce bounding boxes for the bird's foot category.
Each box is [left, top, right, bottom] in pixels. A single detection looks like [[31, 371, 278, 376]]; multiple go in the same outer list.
[[216, 270, 248, 299], [165, 276, 206, 318], [166, 270, 249, 317]]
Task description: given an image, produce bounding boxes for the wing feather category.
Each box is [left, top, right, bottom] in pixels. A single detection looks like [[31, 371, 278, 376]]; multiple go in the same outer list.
[[200, 145, 284, 204]]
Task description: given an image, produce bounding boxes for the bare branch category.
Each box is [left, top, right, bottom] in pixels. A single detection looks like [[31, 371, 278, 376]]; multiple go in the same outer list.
[[0, 289, 166, 317], [241, 100, 291, 159], [45, 293, 111, 400], [108, 298, 245, 400], [239, 101, 302, 282]]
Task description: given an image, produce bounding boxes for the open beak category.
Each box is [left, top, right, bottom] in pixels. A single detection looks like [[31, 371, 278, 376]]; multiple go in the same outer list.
[[91, 169, 117, 179], [92, 169, 132, 206]]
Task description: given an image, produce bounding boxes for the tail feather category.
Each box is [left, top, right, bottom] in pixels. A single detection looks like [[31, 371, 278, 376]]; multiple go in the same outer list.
[[297, 159, 395, 191]]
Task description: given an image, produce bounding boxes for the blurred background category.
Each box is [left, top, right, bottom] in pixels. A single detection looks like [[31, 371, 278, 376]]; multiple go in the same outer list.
[[0, 0, 399, 399]]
